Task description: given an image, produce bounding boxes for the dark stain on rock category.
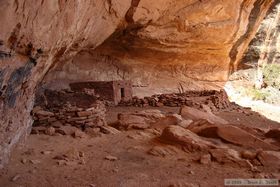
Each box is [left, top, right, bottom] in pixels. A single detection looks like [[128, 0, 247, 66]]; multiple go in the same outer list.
[[0, 39, 11, 59], [0, 69, 6, 89], [125, 0, 141, 23], [4, 60, 34, 107], [7, 23, 21, 51], [241, 1, 280, 65], [0, 69, 7, 97], [6, 91, 19, 107], [229, 0, 272, 74], [54, 47, 67, 60], [0, 51, 12, 59], [29, 57, 37, 66]]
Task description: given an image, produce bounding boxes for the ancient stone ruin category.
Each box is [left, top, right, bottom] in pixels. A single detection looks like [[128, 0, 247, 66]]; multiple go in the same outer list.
[[70, 80, 133, 105], [0, 1, 280, 186]]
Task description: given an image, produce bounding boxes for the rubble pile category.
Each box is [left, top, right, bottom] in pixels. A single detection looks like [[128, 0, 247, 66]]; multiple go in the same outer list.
[[151, 107, 280, 170], [208, 90, 234, 111], [31, 89, 112, 137], [111, 109, 165, 130], [32, 101, 106, 128], [29, 87, 280, 173], [119, 93, 194, 108], [119, 90, 240, 112]]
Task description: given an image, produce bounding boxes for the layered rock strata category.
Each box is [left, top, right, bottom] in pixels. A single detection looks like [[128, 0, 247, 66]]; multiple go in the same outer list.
[[44, 0, 276, 95], [0, 0, 131, 168], [242, 1, 280, 65], [0, 0, 276, 168]]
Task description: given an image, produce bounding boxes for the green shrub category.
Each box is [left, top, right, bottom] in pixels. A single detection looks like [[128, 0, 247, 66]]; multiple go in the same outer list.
[[263, 64, 280, 89], [246, 88, 270, 101]]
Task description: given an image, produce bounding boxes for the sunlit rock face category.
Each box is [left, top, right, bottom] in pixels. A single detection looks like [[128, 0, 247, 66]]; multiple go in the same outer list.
[[242, 1, 280, 65], [45, 0, 275, 96], [0, 0, 275, 168]]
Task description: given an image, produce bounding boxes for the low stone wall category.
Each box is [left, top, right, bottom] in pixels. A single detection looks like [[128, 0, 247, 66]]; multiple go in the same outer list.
[[32, 101, 106, 130], [31, 89, 111, 137], [119, 90, 240, 112]]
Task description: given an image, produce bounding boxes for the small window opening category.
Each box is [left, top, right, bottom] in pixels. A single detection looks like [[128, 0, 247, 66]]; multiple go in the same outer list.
[[121, 88, 125, 98]]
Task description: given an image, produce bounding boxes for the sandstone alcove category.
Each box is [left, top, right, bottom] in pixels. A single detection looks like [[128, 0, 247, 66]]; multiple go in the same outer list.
[[225, 2, 280, 122], [0, 0, 280, 186]]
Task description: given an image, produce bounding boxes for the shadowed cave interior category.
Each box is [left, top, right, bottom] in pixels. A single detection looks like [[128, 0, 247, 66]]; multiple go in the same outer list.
[[0, 1, 280, 186]]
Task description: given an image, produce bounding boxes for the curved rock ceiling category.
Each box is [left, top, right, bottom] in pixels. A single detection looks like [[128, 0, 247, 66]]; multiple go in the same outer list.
[[0, 0, 276, 168], [43, 0, 276, 96]]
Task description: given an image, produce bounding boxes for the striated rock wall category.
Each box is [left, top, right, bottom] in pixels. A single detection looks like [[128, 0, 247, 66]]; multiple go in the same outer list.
[[44, 0, 275, 96], [242, 1, 280, 65], [0, 0, 275, 168], [0, 0, 131, 168]]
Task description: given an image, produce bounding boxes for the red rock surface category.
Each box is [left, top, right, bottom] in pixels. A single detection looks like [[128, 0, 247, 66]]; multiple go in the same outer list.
[[0, 0, 276, 168], [0, 104, 279, 186]]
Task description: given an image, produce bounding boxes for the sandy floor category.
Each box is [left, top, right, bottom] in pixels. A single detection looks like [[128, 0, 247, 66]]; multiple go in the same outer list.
[[0, 105, 279, 187], [225, 69, 280, 123]]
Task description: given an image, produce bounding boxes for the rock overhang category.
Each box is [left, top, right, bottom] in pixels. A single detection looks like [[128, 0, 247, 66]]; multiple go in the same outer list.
[[0, 0, 277, 168]]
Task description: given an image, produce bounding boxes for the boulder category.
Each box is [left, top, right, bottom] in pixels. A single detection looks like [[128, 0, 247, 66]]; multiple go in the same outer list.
[[178, 120, 193, 128], [187, 120, 219, 139], [56, 126, 77, 136], [84, 127, 101, 137], [73, 129, 87, 138], [188, 120, 279, 151], [134, 110, 165, 122], [257, 151, 280, 168], [113, 110, 165, 130], [45, 127, 56, 136], [216, 126, 279, 151], [160, 126, 217, 152], [116, 114, 149, 130], [144, 112, 192, 130], [265, 128, 280, 141], [200, 154, 212, 165], [180, 106, 228, 125], [100, 126, 120, 135], [209, 148, 250, 167], [240, 150, 257, 160]]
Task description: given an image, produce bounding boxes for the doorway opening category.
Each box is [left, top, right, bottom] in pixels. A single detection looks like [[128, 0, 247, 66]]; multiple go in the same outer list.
[[121, 88, 125, 98]]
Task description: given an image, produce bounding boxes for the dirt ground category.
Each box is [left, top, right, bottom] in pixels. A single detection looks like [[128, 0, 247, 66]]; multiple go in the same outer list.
[[0, 105, 279, 187], [225, 67, 280, 123]]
